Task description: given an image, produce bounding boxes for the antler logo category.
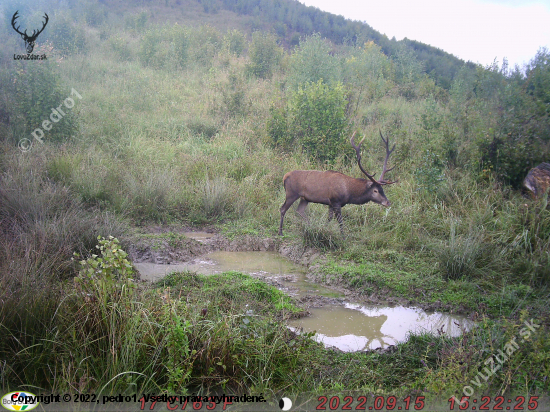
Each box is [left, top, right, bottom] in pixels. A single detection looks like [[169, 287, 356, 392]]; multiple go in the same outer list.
[[11, 11, 49, 54]]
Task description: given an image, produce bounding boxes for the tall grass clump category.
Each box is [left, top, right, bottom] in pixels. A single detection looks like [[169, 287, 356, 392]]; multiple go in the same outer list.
[[201, 177, 236, 220], [299, 212, 345, 251], [432, 226, 488, 280]]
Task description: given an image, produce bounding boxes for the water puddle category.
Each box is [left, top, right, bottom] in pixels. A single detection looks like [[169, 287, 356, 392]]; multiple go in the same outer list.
[[136, 251, 341, 298], [289, 304, 473, 352], [135, 251, 474, 352]]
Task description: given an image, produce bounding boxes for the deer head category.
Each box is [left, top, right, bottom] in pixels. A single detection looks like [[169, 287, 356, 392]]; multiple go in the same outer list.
[[350, 130, 397, 206], [350, 130, 398, 186], [11, 11, 49, 54]]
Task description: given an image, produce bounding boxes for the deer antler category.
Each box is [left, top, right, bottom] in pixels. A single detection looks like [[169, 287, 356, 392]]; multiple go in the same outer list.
[[378, 131, 398, 185], [350, 131, 379, 185], [11, 11, 26, 37], [30, 13, 49, 40]]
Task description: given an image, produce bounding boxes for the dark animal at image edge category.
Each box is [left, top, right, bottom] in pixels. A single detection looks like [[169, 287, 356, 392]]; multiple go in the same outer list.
[[279, 131, 398, 236]]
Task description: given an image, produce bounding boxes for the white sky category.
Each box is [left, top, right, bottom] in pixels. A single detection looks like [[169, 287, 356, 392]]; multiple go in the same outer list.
[[298, 0, 550, 68]]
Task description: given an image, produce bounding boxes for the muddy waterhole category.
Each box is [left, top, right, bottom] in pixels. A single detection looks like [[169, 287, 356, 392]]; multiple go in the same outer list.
[[134, 232, 474, 352]]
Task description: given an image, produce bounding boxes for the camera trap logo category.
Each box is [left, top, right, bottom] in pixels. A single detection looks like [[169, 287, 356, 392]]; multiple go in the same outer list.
[[1, 392, 39, 411], [11, 10, 49, 60]]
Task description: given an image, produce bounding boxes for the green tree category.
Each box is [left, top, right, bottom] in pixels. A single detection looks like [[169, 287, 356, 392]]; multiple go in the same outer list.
[[246, 31, 282, 78], [287, 33, 339, 89], [342, 41, 392, 106], [223, 29, 246, 56], [268, 80, 349, 163]]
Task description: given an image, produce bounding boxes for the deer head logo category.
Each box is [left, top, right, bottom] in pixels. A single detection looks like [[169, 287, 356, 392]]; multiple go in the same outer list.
[[11, 11, 49, 54]]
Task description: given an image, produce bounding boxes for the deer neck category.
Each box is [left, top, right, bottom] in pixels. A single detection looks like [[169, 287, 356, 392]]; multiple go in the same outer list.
[[348, 179, 373, 204]]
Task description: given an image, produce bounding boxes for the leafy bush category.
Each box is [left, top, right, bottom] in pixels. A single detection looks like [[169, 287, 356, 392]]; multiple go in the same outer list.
[[109, 36, 133, 61], [223, 29, 246, 56], [287, 33, 340, 89], [139, 27, 168, 68], [139, 25, 188, 68], [392, 42, 424, 84], [10, 60, 78, 144], [172, 25, 189, 67], [342, 41, 392, 103], [414, 150, 445, 194], [188, 25, 222, 66], [84, 2, 108, 27], [246, 31, 282, 79], [220, 72, 251, 118], [125, 11, 148, 33], [46, 14, 86, 56], [74, 236, 136, 304], [199, 0, 219, 14], [268, 80, 349, 163]]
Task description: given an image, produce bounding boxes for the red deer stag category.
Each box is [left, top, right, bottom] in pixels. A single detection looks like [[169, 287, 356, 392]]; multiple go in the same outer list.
[[279, 131, 397, 236]]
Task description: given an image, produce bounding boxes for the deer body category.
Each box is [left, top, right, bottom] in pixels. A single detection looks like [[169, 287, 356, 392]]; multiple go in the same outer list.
[[279, 132, 397, 236]]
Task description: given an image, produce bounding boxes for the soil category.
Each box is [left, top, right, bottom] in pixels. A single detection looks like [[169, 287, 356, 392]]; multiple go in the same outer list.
[[127, 226, 279, 264]]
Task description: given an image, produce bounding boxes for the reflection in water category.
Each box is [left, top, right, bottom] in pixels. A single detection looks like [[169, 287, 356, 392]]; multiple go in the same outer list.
[[289, 304, 474, 352], [134, 250, 474, 352]]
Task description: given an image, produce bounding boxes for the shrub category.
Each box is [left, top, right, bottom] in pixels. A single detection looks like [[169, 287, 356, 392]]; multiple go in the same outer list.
[[46, 14, 86, 56], [74, 236, 135, 306], [84, 2, 108, 27], [125, 11, 148, 33], [139, 27, 166, 68], [109, 36, 133, 61], [220, 72, 250, 118], [223, 29, 246, 57], [246, 31, 282, 79], [268, 80, 349, 163], [414, 150, 445, 194], [342, 41, 392, 103], [287, 33, 340, 89], [188, 25, 222, 66], [10, 60, 78, 144]]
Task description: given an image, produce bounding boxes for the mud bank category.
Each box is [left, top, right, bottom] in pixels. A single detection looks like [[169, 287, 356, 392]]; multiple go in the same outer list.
[[128, 229, 280, 265]]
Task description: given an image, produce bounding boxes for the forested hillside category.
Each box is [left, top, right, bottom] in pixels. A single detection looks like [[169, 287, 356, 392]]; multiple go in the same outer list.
[[0, 0, 549, 401], [217, 0, 477, 87]]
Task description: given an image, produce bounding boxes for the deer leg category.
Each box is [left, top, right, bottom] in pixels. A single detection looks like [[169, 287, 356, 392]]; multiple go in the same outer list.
[[296, 198, 309, 220], [333, 205, 345, 236], [279, 194, 299, 236], [328, 206, 334, 222]]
